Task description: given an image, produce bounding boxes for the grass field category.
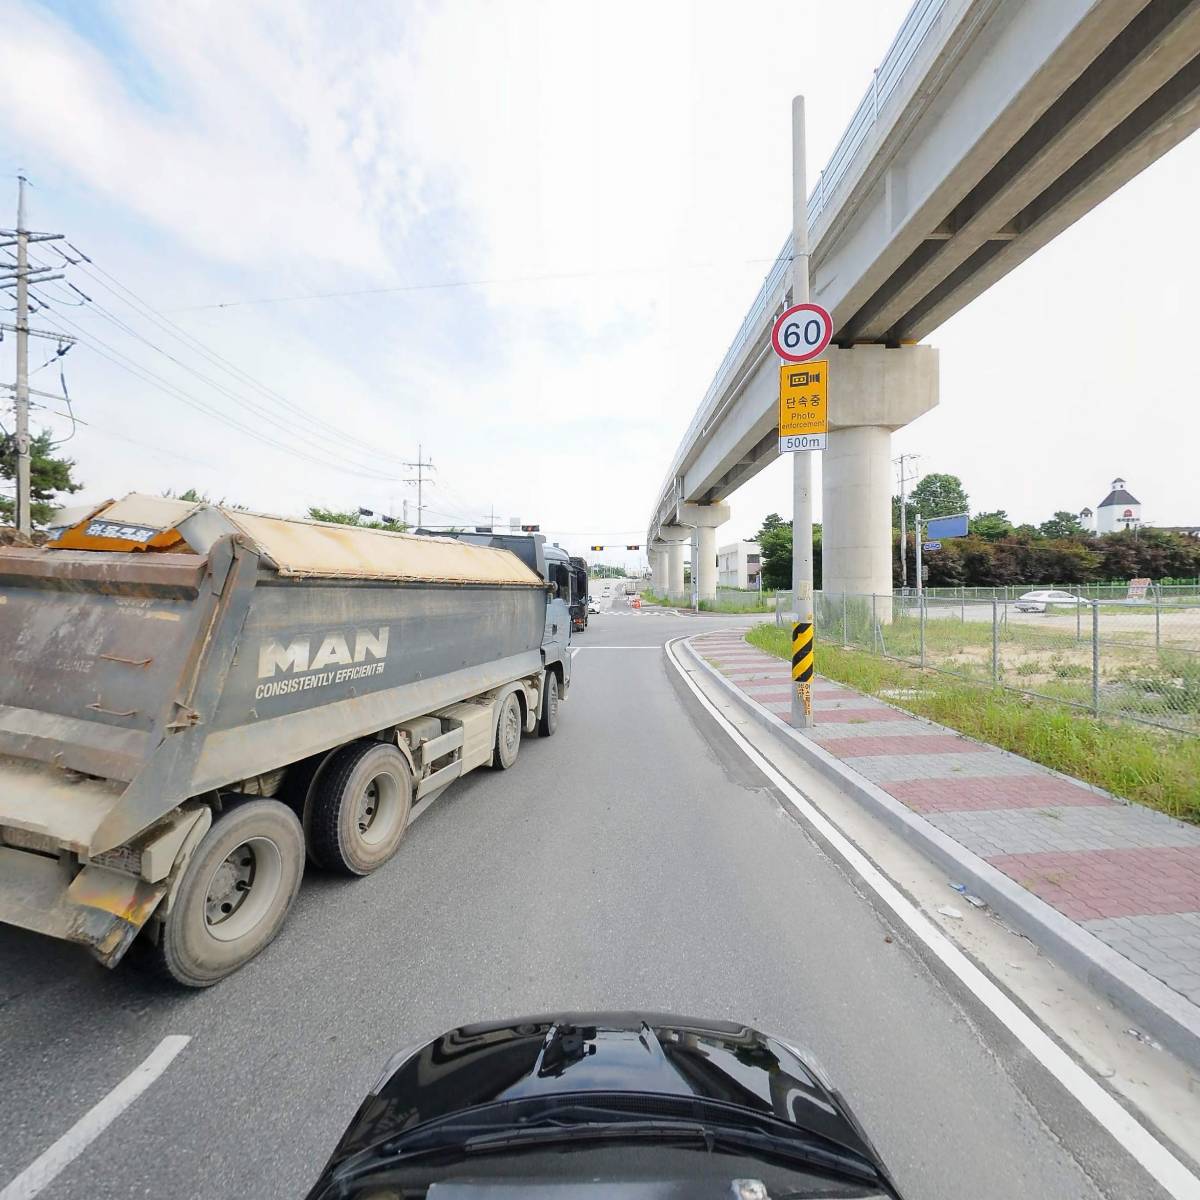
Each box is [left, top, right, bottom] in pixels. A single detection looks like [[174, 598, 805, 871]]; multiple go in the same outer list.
[[638, 590, 776, 614], [746, 623, 1200, 825]]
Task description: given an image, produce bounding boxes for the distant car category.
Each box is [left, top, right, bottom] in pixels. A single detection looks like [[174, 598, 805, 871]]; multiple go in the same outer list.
[[588, 599, 600, 614], [1014, 589, 1089, 613]]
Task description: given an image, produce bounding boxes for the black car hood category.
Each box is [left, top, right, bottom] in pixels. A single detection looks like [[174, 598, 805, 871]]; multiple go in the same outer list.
[[323, 1012, 884, 1171]]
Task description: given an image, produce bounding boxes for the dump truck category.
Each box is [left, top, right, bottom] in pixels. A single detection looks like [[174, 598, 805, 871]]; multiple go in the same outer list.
[[0, 494, 572, 986]]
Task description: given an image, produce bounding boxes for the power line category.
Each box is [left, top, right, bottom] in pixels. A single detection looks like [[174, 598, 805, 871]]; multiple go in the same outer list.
[[34, 306, 409, 482], [43, 288, 405, 478], [167, 254, 782, 313], [69, 255, 417, 469]]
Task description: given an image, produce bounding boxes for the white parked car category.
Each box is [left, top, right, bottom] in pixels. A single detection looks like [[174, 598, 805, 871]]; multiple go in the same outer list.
[[1014, 589, 1089, 613]]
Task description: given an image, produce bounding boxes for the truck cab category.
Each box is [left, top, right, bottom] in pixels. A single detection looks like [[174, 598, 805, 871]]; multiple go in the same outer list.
[[438, 531, 574, 668], [567, 555, 589, 633]]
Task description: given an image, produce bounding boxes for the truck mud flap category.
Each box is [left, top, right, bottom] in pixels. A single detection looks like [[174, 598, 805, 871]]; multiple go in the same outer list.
[[0, 846, 167, 968]]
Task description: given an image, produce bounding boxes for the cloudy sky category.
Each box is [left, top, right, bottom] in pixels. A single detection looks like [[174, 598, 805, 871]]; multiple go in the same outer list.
[[1, 0, 1196, 568]]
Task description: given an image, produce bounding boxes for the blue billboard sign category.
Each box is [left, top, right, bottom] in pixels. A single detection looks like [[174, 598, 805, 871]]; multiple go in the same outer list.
[[925, 512, 969, 540]]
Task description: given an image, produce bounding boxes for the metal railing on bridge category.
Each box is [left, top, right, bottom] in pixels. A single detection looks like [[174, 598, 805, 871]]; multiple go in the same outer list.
[[651, 0, 949, 529]]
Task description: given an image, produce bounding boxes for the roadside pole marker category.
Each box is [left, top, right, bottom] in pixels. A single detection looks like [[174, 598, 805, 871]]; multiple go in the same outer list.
[[665, 636, 1200, 1200]]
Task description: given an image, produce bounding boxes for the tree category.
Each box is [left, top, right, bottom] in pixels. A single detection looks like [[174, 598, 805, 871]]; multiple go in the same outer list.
[[908, 472, 968, 519], [753, 513, 822, 591], [0, 429, 83, 528], [162, 487, 246, 508], [755, 513, 792, 590], [1038, 511, 1084, 539], [969, 510, 1013, 541], [306, 506, 404, 530]]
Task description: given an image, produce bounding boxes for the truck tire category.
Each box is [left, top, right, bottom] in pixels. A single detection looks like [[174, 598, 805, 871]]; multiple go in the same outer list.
[[492, 693, 522, 770], [308, 742, 413, 876], [151, 800, 304, 988], [538, 672, 559, 737]]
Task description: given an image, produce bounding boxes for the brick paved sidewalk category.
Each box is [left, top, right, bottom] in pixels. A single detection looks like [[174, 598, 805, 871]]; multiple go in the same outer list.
[[692, 629, 1200, 1011]]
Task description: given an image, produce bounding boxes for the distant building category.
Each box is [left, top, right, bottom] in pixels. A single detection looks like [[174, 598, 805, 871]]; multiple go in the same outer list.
[[717, 541, 761, 589], [1095, 478, 1141, 534], [1079, 506, 1094, 532]]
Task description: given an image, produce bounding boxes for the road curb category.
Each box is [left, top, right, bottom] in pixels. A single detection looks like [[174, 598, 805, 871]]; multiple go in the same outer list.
[[678, 636, 1200, 1072]]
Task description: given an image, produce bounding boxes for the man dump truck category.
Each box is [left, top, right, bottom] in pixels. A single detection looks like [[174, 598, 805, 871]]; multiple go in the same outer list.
[[0, 495, 572, 986]]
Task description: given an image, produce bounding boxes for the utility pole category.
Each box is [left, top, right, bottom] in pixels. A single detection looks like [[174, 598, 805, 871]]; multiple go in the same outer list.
[[401, 444, 434, 528], [790, 96, 815, 730], [893, 453, 920, 590], [1, 176, 71, 539]]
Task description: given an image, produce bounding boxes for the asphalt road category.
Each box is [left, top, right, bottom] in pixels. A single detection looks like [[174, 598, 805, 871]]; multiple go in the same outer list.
[[0, 599, 1175, 1199]]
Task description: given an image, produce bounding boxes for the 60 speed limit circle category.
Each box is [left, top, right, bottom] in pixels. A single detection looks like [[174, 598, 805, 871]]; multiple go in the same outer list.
[[771, 302, 833, 363]]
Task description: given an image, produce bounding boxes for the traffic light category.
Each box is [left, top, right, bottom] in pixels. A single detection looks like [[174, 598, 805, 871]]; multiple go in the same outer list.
[[590, 545, 604, 552], [626, 544, 640, 550], [520, 524, 540, 532]]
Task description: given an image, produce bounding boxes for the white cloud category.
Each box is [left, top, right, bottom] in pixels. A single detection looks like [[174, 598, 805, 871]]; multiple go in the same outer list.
[[3, 0, 1190, 570]]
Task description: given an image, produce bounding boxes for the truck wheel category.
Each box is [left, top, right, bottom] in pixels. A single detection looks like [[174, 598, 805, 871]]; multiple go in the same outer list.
[[492, 693, 522, 769], [308, 742, 413, 876], [538, 672, 560, 737], [152, 800, 304, 988]]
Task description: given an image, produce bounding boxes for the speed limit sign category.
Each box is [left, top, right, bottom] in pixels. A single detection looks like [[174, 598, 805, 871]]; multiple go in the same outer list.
[[771, 303, 833, 363]]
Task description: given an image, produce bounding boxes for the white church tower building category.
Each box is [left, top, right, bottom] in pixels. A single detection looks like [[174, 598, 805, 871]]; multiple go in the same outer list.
[[1095, 479, 1141, 534]]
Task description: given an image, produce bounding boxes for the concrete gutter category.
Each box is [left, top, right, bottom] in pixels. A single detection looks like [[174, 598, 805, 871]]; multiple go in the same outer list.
[[678, 636, 1200, 1073]]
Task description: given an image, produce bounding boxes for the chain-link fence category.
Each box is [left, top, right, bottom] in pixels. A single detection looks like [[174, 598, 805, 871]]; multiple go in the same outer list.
[[811, 591, 1200, 736], [913, 582, 1200, 603], [711, 586, 780, 612]]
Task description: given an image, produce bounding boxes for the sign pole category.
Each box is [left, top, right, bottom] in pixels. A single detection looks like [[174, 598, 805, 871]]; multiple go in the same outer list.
[[790, 96, 815, 730], [915, 513, 923, 598]]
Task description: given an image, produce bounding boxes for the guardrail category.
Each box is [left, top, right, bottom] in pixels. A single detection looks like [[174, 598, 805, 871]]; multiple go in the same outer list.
[[649, 0, 949, 535]]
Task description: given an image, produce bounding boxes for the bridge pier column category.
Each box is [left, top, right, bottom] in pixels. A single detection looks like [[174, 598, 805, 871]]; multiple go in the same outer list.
[[656, 524, 693, 602], [668, 543, 685, 600], [822, 345, 938, 608], [676, 503, 730, 604], [649, 543, 668, 595], [697, 526, 717, 602]]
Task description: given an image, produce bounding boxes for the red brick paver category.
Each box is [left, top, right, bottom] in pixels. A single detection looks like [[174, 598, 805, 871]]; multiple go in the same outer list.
[[814, 734, 982, 758], [688, 627, 1200, 1016], [810, 706, 912, 723], [887, 775, 1116, 813], [988, 847, 1200, 920]]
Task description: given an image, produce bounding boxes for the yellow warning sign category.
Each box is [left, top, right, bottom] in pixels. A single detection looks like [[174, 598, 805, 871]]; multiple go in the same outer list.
[[779, 361, 828, 437], [778, 360, 828, 453]]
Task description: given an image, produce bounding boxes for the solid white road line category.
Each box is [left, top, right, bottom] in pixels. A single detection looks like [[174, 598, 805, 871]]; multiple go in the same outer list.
[[664, 636, 1200, 1200], [572, 645, 664, 650], [0, 1035, 191, 1200]]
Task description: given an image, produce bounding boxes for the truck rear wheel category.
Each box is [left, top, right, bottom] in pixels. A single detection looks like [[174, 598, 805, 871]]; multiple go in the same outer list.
[[308, 742, 413, 876], [152, 799, 304, 988], [492, 693, 522, 769], [538, 672, 559, 737]]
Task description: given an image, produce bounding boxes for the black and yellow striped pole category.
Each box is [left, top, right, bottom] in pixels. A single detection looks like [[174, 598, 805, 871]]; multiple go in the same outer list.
[[792, 619, 814, 721]]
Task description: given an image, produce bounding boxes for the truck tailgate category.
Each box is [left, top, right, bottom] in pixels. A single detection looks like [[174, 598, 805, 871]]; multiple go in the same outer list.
[[0, 547, 212, 781]]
